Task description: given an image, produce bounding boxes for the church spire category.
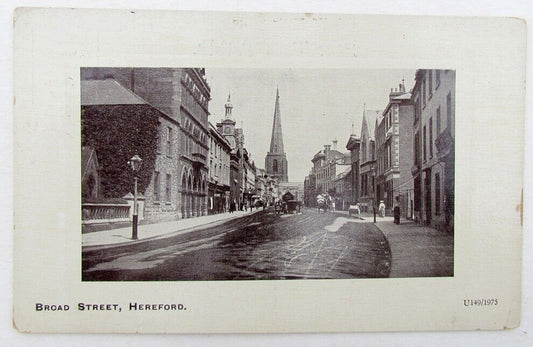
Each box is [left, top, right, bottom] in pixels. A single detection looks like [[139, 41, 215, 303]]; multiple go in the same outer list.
[[269, 88, 285, 154], [265, 88, 288, 182]]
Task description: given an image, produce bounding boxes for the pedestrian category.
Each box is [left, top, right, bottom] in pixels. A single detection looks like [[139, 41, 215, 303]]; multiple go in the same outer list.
[[379, 200, 386, 218], [393, 196, 400, 224]]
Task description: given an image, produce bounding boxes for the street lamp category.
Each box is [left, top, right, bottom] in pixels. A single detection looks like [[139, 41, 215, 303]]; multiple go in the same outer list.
[[128, 155, 142, 240]]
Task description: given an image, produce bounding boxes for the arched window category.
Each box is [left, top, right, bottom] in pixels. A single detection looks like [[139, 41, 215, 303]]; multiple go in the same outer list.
[[273, 159, 278, 173]]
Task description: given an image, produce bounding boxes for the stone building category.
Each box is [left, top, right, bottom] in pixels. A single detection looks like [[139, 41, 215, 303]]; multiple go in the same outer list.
[[265, 88, 288, 183], [81, 77, 177, 223], [358, 108, 382, 212], [375, 80, 415, 218], [411, 69, 455, 232], [81, 68, 211, 222], [345, 124, 361, 206], [208, 122, 231, 214]]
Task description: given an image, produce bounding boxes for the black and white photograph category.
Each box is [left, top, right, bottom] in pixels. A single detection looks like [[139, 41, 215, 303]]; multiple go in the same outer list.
[[81, 67, 455, 281], [12, 7, 526, 336]]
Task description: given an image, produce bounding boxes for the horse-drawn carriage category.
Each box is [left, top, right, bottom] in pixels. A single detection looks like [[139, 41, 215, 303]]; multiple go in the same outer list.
[[275, 192, 302, 214]]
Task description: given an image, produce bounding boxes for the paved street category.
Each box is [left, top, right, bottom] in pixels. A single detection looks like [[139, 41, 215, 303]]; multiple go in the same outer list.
[[82, 208, 392, 281]]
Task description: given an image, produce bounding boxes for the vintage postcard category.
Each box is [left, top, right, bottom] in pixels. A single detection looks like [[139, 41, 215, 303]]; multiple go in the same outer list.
[[13, 8, 524, 333]]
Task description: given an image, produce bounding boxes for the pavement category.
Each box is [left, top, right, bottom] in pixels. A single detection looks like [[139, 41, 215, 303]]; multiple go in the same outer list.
[[82, 209, 261, 248], [374, 219, 454, 277], [331, 209, 453, 277]]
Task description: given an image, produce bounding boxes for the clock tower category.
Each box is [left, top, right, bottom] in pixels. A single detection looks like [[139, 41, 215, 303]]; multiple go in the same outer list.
[[216, 93, 237, 150]]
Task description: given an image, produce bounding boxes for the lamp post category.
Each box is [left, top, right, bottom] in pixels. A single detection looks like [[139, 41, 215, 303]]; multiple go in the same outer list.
[[128, 155, 142, 240], [371, 165, 377, 223]]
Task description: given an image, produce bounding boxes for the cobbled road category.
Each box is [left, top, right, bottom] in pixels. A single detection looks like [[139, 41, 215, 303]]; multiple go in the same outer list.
[[82, 208, 391, 281]]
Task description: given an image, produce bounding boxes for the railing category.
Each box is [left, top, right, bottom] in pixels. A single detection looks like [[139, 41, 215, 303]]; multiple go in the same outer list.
[[82, 203, 131, 224]]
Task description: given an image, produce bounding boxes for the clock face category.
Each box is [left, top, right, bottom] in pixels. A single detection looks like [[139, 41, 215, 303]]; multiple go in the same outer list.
[[224, 127, 230, 134]]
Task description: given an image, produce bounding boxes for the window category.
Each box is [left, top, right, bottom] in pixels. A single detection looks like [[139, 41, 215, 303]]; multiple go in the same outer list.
[[154, 171, 160, 201], [414, 97, 421, 124], [446, 92, 452, 130], [436, 106, 441, 134], [166, 174, 172, 202], [273, 159, 278, 173], [167, 127, 172, 156], [157, 124, 163, 153], [435, 173, 441, 214], [414, 131, 420, 166], [422, 79, 426, 106], [423, 126, 427, 162], [428, 70, 433, 98], [387, 144, 392, 168], [429, 117, 433, 158]]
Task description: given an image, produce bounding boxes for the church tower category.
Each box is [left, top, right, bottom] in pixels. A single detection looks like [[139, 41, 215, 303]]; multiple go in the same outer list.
[[265, 88, 288, 182], [216, 93, 237, 150]]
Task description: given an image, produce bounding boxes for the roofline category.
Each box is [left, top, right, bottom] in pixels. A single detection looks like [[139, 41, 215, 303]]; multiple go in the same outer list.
[[81, 79, 149, 106]]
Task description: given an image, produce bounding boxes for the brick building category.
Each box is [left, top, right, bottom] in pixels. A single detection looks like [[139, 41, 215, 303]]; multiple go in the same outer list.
[[411, 69, 455, 232], [306, 140, 351, 209], [311, 141, 346, 195], [208, 122, 231, 214], [375, 80, 414, 218]]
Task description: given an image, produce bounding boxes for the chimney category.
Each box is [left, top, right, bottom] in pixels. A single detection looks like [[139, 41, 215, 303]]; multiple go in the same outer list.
[[324, 144, 331, 153], [399, 82, 405, 93], [332, 139, 338, 150]]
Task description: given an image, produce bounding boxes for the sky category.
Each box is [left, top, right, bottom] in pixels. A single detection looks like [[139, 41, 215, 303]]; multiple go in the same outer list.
[[206, 68, 416, 182]]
